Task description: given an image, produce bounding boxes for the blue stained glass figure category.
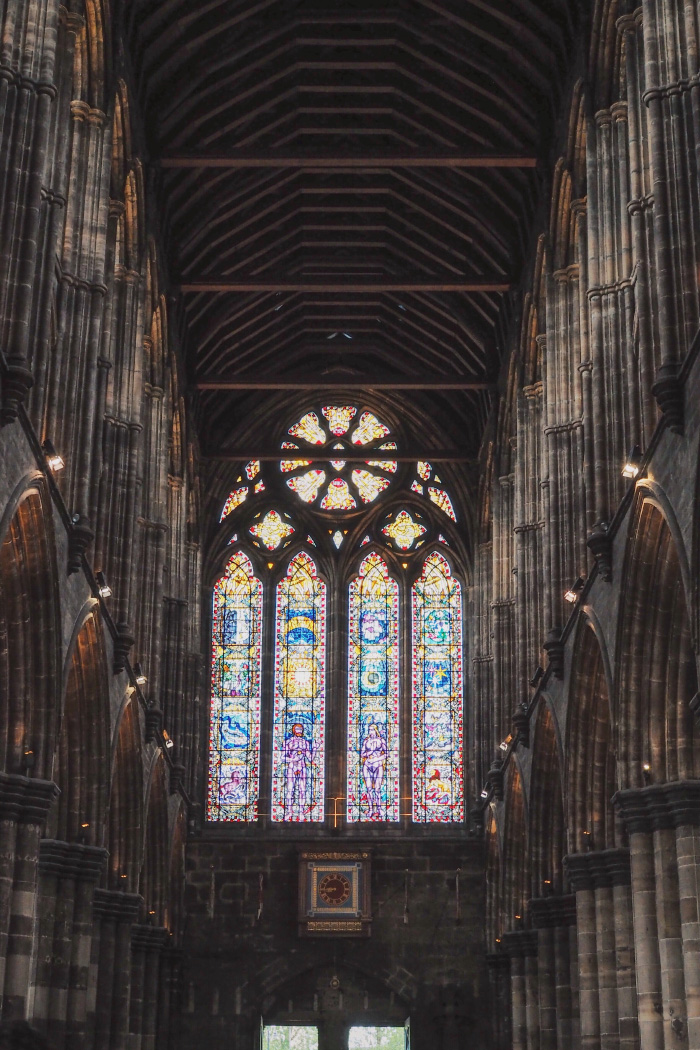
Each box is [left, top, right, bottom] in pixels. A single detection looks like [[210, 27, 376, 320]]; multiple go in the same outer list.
[[271, 552, 326, 821], [347, 552, 400, 822], [208, 553, 263, 821], [412, 551, 464, 822]]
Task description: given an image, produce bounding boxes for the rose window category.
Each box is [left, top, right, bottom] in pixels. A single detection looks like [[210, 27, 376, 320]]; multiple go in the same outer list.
[[280, 406, 398, 512]]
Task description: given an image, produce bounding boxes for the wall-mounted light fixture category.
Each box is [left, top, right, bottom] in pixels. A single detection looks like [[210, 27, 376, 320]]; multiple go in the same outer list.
[[480, 789, 489, 799], [499, 741, 508, 752], [564, 576, 584, 604], [643, 762, 652, 785], [163, 729, 175, 750], [95, 571, 112, 598], [134, 663, 147, 686], [42, 439, 64, 472], [621, 445, 642, 479]]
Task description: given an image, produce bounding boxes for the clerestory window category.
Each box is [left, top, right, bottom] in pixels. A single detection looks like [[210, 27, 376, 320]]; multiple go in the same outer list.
[[207, 405, 465, 827]]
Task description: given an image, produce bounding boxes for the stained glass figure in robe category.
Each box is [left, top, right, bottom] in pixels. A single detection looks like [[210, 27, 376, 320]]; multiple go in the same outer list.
[[272, 552, 326, 821], [347, 552, 400, 822], [412, 551, 464, 822], [208, 552, 262, 821]]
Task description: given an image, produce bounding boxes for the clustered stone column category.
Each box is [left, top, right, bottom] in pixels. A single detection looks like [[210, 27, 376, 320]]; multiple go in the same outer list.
[[615, 781, 700, 1050], [529, 895, 579, 1050], [501, 929, 539, 1050], [564, 848, 639, 1050], [32, 839, 107, 1048], [487, 952, 511, 1050], [90, 889, 142, 1050], [129, 925, 169, 1050], [0, 773, 59, 1017]]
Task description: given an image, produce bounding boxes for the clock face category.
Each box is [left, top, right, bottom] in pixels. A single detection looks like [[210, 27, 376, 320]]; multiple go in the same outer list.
[[318, 872, 352, 906]]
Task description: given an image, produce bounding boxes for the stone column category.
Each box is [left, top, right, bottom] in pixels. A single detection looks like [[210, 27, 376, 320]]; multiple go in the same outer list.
[[565, 854, 600, 1050], [130, 925, 168, 1050], [0, 773, 58, 1018], [617, 782, 700, 1050], [502, 930, 539, 1050], [91, 890, 141, 1050], [32, 839, 106, 1048], [155, 948, 181, 1050], [566, 848, 638, 1050], [530, 895, 578, 1050], [487, 953, 511, 1050]]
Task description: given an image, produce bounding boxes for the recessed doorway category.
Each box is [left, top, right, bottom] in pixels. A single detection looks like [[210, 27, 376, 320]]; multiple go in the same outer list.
[[263, 1026, 319, 1050], [348, 1027, 407, 1049]]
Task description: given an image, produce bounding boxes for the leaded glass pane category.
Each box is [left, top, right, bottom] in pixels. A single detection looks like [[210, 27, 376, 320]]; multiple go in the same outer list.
[[347, 553, 400, 822], [412, 551, 464, 822], [272, 552, 326, 821], [208, 552, 262, 821]]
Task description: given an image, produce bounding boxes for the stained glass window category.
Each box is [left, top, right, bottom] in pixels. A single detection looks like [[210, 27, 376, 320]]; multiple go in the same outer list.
[[347, 553, 400, 822], [245, 460, 261, 480], [249, 510, 294, 551], [412, 551, 463, 823], [382, 509, 427, 551], [208, 553, 262, 821], [322, 405, 356, 435], [320, 478, 357, 510], [352, 469, 391, 504], [220, 487, 248, 520], [272, 552, 326, 821], [287, 470, 326, 503], [351, 412, 390, 446], [428, 487, 457, 521], [289, 412, 325, 445]]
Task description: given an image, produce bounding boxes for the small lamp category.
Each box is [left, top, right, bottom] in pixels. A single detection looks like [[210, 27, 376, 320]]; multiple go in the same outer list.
[[622, 445, 642, 479], [42, 439, 64, 472]]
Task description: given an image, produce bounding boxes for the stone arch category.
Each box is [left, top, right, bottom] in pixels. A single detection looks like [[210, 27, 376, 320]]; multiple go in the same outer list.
[[485, 809, 503, 949], [502, 764, 529, 930], [47, 606, 110, 843], [106, 698, 144, 890], [140, 755, 169, 924], [0, 485, 60, 779], [529, 701, 566, 897], [567, 617, 616, 852], [617, 497, 699, 787]]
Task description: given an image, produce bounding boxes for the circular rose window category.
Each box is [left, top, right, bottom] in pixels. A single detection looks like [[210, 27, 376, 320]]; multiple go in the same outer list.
[[280, 406, 398, 511]]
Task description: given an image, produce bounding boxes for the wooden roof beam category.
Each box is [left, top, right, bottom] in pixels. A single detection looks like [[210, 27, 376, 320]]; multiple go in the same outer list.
[[195, 376, 494, 391], [207, 449, 475, 463], [161, 152, 537, 170], [181, 278, 509, 293]]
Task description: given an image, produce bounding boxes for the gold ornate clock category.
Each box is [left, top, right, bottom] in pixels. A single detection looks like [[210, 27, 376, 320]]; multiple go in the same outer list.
[[298, 850, 372, 937]]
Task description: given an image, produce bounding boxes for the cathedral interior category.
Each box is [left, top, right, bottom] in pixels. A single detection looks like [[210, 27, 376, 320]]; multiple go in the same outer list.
[[1, 1, 700, 1049]]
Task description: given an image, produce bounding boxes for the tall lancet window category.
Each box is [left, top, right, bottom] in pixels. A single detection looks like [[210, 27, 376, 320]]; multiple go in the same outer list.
[[207, 552, 263, 821], [347, 552, 400, 822], [272, 551, 326, 821], [412, 551, 464, 822]]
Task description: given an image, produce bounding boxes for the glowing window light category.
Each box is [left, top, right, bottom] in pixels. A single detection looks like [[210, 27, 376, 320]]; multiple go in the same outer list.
[[254, 480, 265, 494], [367, 444, 398, 473], [289, 412, 326, 445], [220, 487, 248, 521], [332, 530, 344, 549], [412, 552, 464, 823], [245, 460, 261, 480], [271, 552, 326, 822], [320, 478, 357, 510], [287, 470, 326, 503], [382, 510, 427, 551], [347, 552, 400, 823], [322, 405, 357, 436], [360, 535, 371, 547], [417, 461, 432, 481], [352, 470, 390, 504], [351, 412, 390, 446], [438, 534, 449, 546], [428, 487, 457, 521], [208, 553, 262, 822], [330, 443, 347, 471], [411, 481, 424, 495], [280, 459, 312, 473], [249, 511, 295, 551]]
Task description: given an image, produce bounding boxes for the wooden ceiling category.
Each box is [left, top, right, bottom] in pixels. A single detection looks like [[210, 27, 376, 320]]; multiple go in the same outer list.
[[127, 0, 578, 515]]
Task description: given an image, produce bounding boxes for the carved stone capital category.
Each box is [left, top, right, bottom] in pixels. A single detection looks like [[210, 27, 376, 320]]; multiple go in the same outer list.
[[68, 515, 94, 574], [113, 622, 135, 675], [500, 929, 538, 958], [131, 924, 169, 954], [652, 362, 684, 434], [39, 839, 107, 882], [0, 358, 34, 426], [543, 628, 564, 679], [93, 889, 142, 923], [512, 707, 530, 748], [587, 520, 613, 581], [0, 773, 59, 826], [614, 781, 700, 834], [564, 848, 631, 890], [529, 894, 577, 928], [145, 704, 163, 744]]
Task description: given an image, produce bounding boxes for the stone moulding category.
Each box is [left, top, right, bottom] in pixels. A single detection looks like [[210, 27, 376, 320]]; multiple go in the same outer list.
[[613, 780, 700, 833]]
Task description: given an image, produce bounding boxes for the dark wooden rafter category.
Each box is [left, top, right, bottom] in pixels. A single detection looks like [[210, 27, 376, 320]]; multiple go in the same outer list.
[[181, 278, 510, 293], [196, 376, 495, 390], [207, 449, 475, 463], [161, 152, 538, 168]]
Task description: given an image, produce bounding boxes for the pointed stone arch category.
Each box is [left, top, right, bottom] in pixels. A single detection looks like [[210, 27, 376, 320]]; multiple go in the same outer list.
[[617, 496, 699, 787], [140, 755, 169, 924], [529, 701, 566, 896], [567, 617, 616, 852], [106, 699, 144, 891], [502, 764, 529, 929], [0, 484, 61, 779]]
